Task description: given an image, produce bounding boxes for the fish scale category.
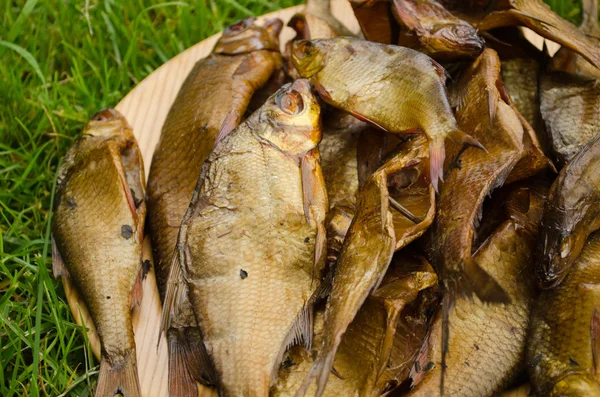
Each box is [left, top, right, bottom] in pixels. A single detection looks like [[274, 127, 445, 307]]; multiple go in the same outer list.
[[529, 232, 600, 395], [186, 130, 317, 395]]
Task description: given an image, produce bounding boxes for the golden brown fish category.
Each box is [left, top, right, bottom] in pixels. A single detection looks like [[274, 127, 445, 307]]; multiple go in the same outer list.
[[161, 79, 327, 397], [350, 0, 398, 44], [474, 0, 600, 71], [145, 17, 283, 396], [409, 184, 545, 397], [392, 0, 485, 60], [431, 48, 534, 305], [52, 109, 145, 397], [296, 135, 435, 396], [291, 36, 485, 192], [550, 0, 600, 80], [540, 71, 600, 167], [528, 231, 600, 396], [274, 256, 438, 396], [535, 133, 600, 289]]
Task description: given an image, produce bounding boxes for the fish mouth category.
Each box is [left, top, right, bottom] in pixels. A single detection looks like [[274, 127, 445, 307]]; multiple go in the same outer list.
[[537, 254, 568, 289], [215, 17, 281, 54], [91, 108, 122, 122]]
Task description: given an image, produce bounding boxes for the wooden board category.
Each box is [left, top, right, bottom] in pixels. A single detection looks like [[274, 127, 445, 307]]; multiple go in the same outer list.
[[106, 1, 554, 396]]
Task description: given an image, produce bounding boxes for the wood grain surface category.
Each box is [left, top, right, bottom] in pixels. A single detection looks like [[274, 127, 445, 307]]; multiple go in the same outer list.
[[68, 1, 555, 395]]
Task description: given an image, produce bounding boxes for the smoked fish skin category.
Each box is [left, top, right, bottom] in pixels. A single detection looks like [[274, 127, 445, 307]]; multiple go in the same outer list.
[[52, 109, 145, 397]]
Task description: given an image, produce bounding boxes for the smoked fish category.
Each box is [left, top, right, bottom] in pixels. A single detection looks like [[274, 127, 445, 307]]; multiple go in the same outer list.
[[409, 184, 545, 397], [52, 109, 146, 397], [528, 231, 600, 396], [146, 17, 283, 396], [161, 79, 327, 397], [536, 133, 600, 289], [296, 135, 435, 397], [392, 0, 484, 60], [291, 36, 484, 191]]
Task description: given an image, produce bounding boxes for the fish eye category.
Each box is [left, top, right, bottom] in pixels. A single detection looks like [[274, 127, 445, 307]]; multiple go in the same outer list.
[[276, 90, 304, 115]]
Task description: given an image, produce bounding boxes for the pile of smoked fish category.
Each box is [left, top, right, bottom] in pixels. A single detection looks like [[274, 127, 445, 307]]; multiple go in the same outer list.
[[50, 0, 600, 396]]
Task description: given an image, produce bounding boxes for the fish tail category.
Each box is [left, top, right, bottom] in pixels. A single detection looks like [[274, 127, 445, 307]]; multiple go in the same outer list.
[[461, 257, 511, 304], [448, 129, 487, 153], [168, 327, 217, 397], [428, 137, 446, 193], [96, 352, 141, 397]]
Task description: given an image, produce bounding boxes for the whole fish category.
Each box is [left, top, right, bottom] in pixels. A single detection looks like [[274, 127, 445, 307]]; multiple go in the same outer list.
[[296, 135, 435, 396], [52, 109, 146, 397], [431, 48, 541, 305], [350, 0, 399, 44], [474, 0, 600, 71], [161, 79, 327, 397], [535, 133, 600, 289], [145, 17, 283, 396], [540, 71, 600, 167], [392, 0, 484, 60], [273, 256, 438, 397], [291, 36, 485, 191], [550, 0, 600, 80], [528, 231, 600, 396], [409, 184, 545, 397]]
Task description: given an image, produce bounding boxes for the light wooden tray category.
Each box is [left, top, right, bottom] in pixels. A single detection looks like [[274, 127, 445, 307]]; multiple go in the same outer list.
[[109, 1, 555, 395]]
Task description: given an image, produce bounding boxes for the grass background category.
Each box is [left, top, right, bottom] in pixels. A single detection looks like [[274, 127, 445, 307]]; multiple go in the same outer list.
[[0, 0, 590, 395]]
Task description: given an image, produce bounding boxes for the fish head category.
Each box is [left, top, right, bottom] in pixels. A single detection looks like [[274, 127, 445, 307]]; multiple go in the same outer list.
[[214, 17, 282, 55], [291, 39, 329, 79], [536, 221, 576, 289], [256, 79, 322, 156], [550, 374, 600, 396], [84, 108, 133, 140], [423, 23, 484, 58]]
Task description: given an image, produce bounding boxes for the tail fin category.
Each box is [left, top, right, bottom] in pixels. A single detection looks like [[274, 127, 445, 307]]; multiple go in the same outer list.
[[168, 328, 218, 397], [462, 257, 510, 304], [96, 353, 141, 397], [448, 129, 487, 153], [429, 137, 445, 193]]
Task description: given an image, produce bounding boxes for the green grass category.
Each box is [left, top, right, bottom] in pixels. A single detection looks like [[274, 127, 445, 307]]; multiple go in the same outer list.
[[0, 0, 590, 396]]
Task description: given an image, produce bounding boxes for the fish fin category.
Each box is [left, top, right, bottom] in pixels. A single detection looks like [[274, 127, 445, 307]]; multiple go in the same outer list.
[[448, 129, 487, 153], [348, 109, 389, 132], [129, 266, 144, 310], [168, 328, 219, 396], [428, 137, 445, 193], [159, 250, 186, 347], [278, 301, 315, 388], [461, 257, 511, 303], [214, 110, 238, 147], [51, 237, 68, 279], [431, 59, 451, 84], [592, 306, 600, 377], [294, 349, 337, 397], [301, 150, 328, 275], [96, 352, 141, 397]]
